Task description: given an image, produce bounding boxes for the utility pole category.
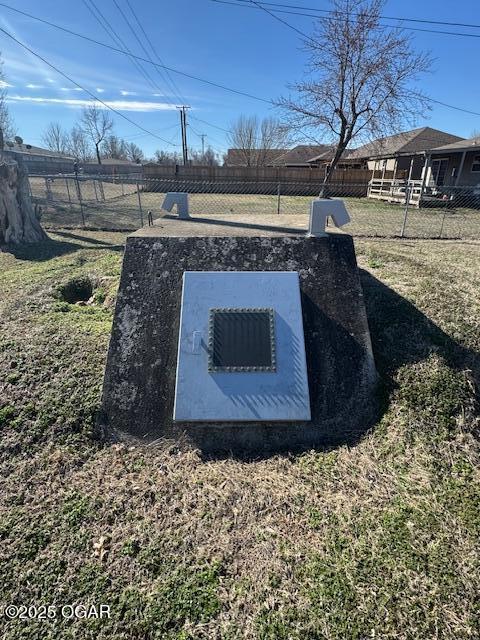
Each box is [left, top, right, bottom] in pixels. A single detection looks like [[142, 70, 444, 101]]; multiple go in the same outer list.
[[200, 134, 206, 157], [177, 105, 190, 165]]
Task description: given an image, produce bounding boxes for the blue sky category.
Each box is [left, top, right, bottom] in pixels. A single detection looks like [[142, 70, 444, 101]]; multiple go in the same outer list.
[[1, 0, 480, 159]]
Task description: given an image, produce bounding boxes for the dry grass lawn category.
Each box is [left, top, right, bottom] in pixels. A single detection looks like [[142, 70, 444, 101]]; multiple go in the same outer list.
[[0, 230, 479, 639], [28, 176, 480, 240]]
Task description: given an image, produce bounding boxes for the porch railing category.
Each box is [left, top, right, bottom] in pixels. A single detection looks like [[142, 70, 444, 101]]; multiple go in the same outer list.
[[367, 178, 423, 205]]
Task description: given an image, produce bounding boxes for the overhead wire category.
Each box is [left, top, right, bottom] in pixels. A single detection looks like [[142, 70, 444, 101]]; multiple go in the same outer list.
[[82, 0, 159, 92], [0, 26, 178, 145], [123, 0, 186, 103], [111, 0, 179, 105], [0, 2, 271, 104], [0, 0, 478, 151], [221, 0, 480, 31], [211, 0, 480, 40]]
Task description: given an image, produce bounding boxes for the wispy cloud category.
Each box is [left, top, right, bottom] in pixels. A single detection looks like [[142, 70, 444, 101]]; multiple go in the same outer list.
[[0, 80, 13, 88], [6, 95, 177, 112], [26, 83, 44, 89], [60, 87, 83, 92], [120, 90, 137, 96], [96, 88, 105, 93]]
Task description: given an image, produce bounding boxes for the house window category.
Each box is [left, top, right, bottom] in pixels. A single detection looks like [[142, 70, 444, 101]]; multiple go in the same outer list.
[[471, 155, 480, 172]]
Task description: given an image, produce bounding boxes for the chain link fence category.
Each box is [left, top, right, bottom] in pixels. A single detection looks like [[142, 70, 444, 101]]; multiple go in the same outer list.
[[28, 174, 480, 240]]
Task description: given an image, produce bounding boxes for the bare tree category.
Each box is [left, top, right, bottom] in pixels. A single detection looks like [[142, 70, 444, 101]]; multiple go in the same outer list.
[[279, 0, 431, 192], [227, 115, 289, 166], [80, 104, 113, 164], [188, 146, 220, 166], [154, 149, 181, 164], [101, 134, 127, 160], [125, 142, 144, 163], [202, 146, 220, 166], [68, 126, 93, 162], [228, 115, 257, 166], [42, 122, 70, 154], [257, 117, 291, 166]]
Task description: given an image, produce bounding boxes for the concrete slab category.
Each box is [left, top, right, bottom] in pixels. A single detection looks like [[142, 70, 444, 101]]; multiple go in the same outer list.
[[133, 213, 319, 238], [100, 213, 376, 454]]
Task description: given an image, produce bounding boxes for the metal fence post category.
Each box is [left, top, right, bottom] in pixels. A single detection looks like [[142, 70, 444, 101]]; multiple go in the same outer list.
[[277, 181, 281, 214], [136, 181, 144, 227], [65, 177, 72, 210], [45, 177, 53, 204], [76, 177, 86, 228], [400, 184, 411, 237]]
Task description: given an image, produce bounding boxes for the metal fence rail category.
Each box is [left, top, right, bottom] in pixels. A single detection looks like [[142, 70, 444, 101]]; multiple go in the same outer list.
[[28, 175, 480, 240]]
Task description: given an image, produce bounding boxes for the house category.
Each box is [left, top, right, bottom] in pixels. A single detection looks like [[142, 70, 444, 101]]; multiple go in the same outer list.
[[306, 147, 363, 169], [224, 148, 287, 167], [348, 127, 464, 180], [224, 144, 361, 169], [424, 136, 480, 187], [3, 140, 75, 173], [270, 145, 333, 167]]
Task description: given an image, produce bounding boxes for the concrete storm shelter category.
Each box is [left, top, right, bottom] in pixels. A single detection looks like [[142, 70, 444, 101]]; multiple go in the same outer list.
[[100, 209, 377, 454]]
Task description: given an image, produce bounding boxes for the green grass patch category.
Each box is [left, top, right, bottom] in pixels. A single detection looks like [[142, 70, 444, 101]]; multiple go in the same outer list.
[[0, 231, 478, 639]]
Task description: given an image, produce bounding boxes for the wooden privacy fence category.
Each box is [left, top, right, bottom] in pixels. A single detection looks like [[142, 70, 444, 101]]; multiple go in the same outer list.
[[143, 163, 372, 184], [142, 165, 372, 196]]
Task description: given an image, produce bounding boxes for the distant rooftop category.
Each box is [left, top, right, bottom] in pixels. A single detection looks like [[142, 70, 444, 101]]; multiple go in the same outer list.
[[3, 140, 74, 159], [429, 136, 480, 153], [271, 145, 332, 166], [349, 127, 464, 159]]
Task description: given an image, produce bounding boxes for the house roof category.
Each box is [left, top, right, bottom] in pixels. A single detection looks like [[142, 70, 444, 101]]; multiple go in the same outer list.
[[428, 136, 480, 154], [271, 145, 333, 166], [306, 147, 359, 164], [3, 140, 74, 159], [224, 148, 287, 166], [348, 127, 465, 160]]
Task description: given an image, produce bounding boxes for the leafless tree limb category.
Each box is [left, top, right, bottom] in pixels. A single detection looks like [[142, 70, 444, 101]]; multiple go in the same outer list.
[[278, 0, 432, 192]]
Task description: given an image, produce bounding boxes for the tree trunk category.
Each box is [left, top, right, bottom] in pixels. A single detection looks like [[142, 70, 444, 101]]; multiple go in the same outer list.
[[96, 144, 102, 165], [319, 140, 349, 198], [0, 153, 48, 244]]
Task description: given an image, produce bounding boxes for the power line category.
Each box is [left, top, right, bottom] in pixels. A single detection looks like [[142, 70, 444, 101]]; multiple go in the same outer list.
[[123, 0, 186, 104], [0, 26, 178, 145], [83, 0, 159, 92], [1, 2, 479, 122], [111, 0, 178, 104], [215, 0, 480, 119], [248, 0, 312, 42], [189, 114, 231, 134], [0, 2, 271, 104], [123, 122, 180, 141], [426, 99, 480, 118], [121, 0, 230, 140], [227, 0, 480, 31], [189, 124, 208, 154], [212, 0, 480, 40]]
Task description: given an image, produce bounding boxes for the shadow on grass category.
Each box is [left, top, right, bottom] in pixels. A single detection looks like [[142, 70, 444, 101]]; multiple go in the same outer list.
[[360, 269, 479, 388], [198, 270, 478, 461], [0, 231, 125, 262]]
